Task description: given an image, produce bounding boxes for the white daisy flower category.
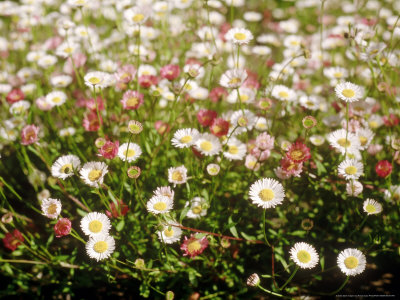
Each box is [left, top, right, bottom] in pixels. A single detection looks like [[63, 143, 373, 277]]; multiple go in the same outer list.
[[157, 221, 182, 244], [50, 75, 73, 88], [55, 42, 80, 58], [225, 27, 253, 45], [223, 137, 247, 161], [337, 248, 366, 276], [289, 242, 319, 269], [335, 82, 363, 102], [171, 128, 199, 148], [249, 178, 285, 209], [79, 161, 108, 188], [168, 165, 188, 185], [41, 198, 62, 219], [118, 142, 142, 163], [38, 55, 57, 68], [227, 87, 256, 104], [206, 163, 220, 176], [363, 198, 382, 215], [153, 186, 174, 201], [254, 117, 270, 131], [146, 195, 173, 215], [86, 234, 115, 261], [252, 45, 271, 56], [185, 197, 208, 219], [356, 127, 374, 150], [323, 67, 349, 81], [271, 85, 296, 102], [327, 129, 361, 155], [45, 91, 67, 107], [309, 135, 325, 146], [194, 133, 222, 156], [80, 212, 111, 237], [51, 154, 81, 180], [219, 69, 248, 89], [338, 159, 364, 180], [230, 109, 257, 135], [123, 6, 151, 25], [346, 180, 363, 197], [68, 0, 89, 7], [84, 71, 110, 89], [9, 101, 30, 115]]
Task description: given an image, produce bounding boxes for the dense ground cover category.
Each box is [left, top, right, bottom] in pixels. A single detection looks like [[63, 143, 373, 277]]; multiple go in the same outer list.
[[0, 0, 399, 298]]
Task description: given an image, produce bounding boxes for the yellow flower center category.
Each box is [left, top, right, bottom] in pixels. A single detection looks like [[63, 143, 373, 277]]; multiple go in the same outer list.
[[259, 188, 275, 202], [209, 167, 218, 174], [180, 135, 192, 144], [52, 97, 62, 103], [333, 72, 343, 78], [47, 203, 58, 215], [60, 163, 73, 174], [89, 220, 103, 233], [187, 240, 202, 253], [228, 77, 241, 85], [228, 145, 239, 155], [341, 89, 355, 98], [240, 94, 249, 102], [365, 204, 376, 213], [192, 205, 202, 214], [297, 250, 311, 263], [234, 32, 246, 40], [64, 47, 73, 54], [369, 121, 378, 128], [171, 171, 183, 182], [359, 136, 367, 146], [278, 91, 289, 99], [126, 97, 139, 107], [124, 149, 136, 158], [153, 202, 167, 211], [88, 169, 102, 182], [164, 228, 174, 237], [88, 77, 101, 85], [290, 40, 299, 46], [344, 256, 359, 269], [238, 116, 248, 127], [345, 166, 357, 175], [132, 14, 145, 23], [337, 138, 350, 148], [93, 241, 108, 253], [290, 150, 305, 161], [200, 141, 213, 152]]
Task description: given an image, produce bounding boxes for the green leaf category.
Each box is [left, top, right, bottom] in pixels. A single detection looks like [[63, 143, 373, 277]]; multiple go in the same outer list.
[[315, 160, 327, 175], [179, 205, 190, 223], [240, 231, 256, 241], [116, 219, 125, 231], [228, 216, 239, 238]]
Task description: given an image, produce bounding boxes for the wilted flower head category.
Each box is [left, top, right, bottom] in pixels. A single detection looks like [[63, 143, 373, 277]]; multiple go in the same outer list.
[[2, 229, 24, 251], [246, 273, 260, 287], [54, 218, 72, 238]]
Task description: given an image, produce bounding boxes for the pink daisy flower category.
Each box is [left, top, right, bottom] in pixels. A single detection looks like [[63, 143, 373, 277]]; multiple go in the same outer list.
[[180, 234, 209, 258]]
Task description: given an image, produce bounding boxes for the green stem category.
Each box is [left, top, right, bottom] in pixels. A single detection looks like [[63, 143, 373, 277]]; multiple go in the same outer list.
[[279, 266, 299, 290], [257, 284, 285, 298]]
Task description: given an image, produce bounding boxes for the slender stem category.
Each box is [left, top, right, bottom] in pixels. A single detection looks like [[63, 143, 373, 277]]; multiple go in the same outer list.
[[119, 133, 133, 199], [257, 284, 285, 298], [263, 209, 271, 247], [319, 0, 326, 73], [349, 215, 368, 238], [328, 276, 350, 296], [169, 223, 264, 244], [345, 102, 349, 157], [0, 259, 47, 265], [279, 266, 299, 290]]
